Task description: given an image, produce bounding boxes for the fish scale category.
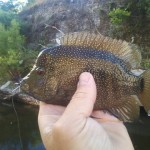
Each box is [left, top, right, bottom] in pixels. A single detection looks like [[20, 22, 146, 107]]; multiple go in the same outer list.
[[21, 32, 150, 122]]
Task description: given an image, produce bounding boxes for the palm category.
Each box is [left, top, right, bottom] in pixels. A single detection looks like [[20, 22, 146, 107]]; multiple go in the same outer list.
[[38, 104, 134, 150]]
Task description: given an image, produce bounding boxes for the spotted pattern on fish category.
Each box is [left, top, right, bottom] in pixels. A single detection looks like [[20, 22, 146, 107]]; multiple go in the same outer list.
[[21, 33, 150, 122], [21, 45, 140, 109], [42, 45, 133, 75]]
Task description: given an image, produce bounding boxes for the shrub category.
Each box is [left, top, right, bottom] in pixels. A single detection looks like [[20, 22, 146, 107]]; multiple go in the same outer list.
[[109, 8, 131, 25], [0, 19, 38, 83], [0, 9, 16, 27]]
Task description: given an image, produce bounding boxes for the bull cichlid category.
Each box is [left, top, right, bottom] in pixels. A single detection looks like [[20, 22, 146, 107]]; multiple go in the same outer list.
[[21, 32, 150, 122]]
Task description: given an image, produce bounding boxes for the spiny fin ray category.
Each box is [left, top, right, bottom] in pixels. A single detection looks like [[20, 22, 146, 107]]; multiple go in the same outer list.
[[59, 32, 141, 69], [108, 96, 140, 122]]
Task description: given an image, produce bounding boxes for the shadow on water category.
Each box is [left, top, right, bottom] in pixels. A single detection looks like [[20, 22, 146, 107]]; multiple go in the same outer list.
[[0, 101, 45, 150], [0, 101, 150, 150]]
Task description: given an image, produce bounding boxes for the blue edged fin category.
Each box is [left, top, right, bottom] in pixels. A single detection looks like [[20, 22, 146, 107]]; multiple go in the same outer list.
[[108, 96, 140, 122], [59, 32, 141, 69]]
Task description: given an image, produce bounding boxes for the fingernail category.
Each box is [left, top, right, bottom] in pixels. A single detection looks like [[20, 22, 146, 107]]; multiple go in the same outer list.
[[78, 72, 91, 85]]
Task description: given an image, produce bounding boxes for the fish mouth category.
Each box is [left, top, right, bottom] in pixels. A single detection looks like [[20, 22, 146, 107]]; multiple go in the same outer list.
[[24, 90, 42, 101], [20, 81, 46, 101], [20, 84, 43, 101]]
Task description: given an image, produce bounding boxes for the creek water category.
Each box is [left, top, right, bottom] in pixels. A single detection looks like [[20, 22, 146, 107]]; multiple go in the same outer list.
[[0, 102, 150, 150], [0, 102, 45, 150], [125, 107, 150, 150]]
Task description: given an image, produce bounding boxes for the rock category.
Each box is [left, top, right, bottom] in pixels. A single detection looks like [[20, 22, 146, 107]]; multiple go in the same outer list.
[[0, 81, 12, 90], [19, 0, 126, 50], [0, 81, 39, 106]]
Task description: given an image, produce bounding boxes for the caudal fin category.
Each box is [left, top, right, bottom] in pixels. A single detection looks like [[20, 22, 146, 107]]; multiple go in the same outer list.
[[138, 70, 150, 115]]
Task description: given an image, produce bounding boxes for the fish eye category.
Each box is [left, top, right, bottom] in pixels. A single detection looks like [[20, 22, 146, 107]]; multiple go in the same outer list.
[[35, 67, 45, 75]]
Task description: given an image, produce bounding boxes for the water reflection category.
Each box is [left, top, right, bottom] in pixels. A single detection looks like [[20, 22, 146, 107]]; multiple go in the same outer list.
[[0, 102, 150, 150], [0, 102, 45, 150], [125, 108, 150, 150]]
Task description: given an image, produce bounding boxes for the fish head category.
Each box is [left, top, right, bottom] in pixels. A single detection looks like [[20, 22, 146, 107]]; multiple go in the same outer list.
[[20, 50, 51, 101]]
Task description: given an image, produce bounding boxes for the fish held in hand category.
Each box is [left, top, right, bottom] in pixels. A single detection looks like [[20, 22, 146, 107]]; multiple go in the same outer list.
[[21, 32, 150, 122]]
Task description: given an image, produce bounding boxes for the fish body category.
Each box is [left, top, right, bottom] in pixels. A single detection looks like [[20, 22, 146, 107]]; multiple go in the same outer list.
[[21, 32, 150, 122]]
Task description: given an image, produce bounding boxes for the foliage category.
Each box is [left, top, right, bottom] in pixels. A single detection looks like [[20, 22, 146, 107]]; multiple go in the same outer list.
[[0, 20, 24, 56], [0, 9, 16, 27], [142, 59, 150, 69], [0, 0, 26, 13], [0, 0, 24, 28], [0, 0, 18, 12], [0, 1, 39, 84], [108, 0, 150, 66], [109, 8, 131, 24], [0, 4, 32, 39], [108, 0, 150, 39], [19, 19, 32, 40], [0, 19, 38, 83], [26, 0, 36, 7]]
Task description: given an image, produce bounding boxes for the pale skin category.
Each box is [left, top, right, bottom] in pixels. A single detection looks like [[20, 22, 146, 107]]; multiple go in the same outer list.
[[38, 72, 134, 150]]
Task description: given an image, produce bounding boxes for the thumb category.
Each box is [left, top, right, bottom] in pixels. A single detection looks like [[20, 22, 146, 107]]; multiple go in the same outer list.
[[63, 72, 97, 118]]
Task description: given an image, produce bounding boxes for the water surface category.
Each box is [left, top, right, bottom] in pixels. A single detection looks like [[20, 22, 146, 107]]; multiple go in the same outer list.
[[0, 102, 150, 150], [0, 102, 45, 150], [125, 108, 150, 150]]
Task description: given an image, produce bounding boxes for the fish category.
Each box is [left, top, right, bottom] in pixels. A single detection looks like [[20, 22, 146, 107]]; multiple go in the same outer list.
[[20, 32, 150, 122]]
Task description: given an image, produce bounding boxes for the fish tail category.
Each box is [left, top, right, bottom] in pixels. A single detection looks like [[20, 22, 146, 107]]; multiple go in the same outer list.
[[138, 70, 150, 115]]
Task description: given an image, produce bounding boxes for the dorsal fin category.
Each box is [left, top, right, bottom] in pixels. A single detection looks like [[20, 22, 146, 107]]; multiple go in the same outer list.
[[59, 32, 141, 69]]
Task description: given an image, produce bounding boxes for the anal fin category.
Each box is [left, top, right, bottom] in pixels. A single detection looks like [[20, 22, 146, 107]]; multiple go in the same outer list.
[[108, 96, 140, 122]]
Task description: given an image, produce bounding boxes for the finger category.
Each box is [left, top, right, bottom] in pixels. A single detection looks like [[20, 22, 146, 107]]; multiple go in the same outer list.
[[39, 101, 66, 116], [62, 72, 97, 119]]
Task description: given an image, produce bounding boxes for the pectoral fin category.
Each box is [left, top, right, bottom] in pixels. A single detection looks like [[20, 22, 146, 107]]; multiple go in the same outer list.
[[108, 96, 140, 122]]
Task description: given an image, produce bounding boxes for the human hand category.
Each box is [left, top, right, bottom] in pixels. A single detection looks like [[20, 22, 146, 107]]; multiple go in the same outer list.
[[38, 72, 134, 150]]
